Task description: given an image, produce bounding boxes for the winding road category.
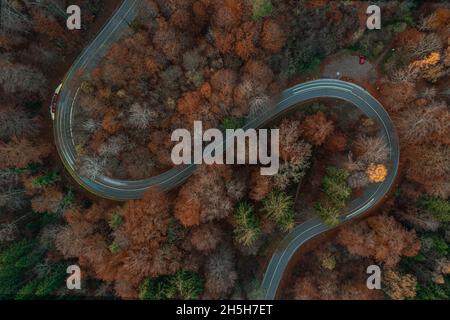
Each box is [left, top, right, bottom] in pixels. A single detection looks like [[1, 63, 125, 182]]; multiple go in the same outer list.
[[53, 0, 400, 300]]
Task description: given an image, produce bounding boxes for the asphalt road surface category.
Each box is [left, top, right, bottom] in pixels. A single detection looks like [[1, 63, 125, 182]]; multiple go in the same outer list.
[[53, 0, 400, 300]]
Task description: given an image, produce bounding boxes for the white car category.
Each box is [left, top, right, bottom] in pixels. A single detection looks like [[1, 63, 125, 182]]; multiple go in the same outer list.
[[50, 83, 63, 120]]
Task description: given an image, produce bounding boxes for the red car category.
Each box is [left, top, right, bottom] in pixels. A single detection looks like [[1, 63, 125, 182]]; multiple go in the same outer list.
[[50, 83, 62, 120], [359, 55, 367, 65]]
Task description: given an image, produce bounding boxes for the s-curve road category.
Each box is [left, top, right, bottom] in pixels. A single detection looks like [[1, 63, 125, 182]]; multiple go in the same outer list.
[[253, 80, 400, 299], [53, 0, 400, 300]]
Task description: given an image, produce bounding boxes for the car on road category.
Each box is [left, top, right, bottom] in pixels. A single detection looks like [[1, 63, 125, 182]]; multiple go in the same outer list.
[[359, 54, 367, 65], [50, 83, 63, 120]]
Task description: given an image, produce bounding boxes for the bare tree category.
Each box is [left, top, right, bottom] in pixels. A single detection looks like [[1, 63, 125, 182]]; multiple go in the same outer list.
[[204, 246, 237, 298], [81, 119, 101, 134], [420, 87, 437, 100], [0, 105, 40, 140], [226, 177, 247, 201], [418, 13, 437, 31], [354, 135, 390, 164], [128, 103, 159, 130], [39, 224, 63, 250], [79, 156, 105, 180], [248, 95, 270, 118], [348, 172, 370, 189], [398, 101, 449, 145], [0, 0, 33, 34], [0, 169, 20, 186], [275, 160, 310, 190], [0, 58, 47, 96], [99, 135, 126, 157], [0, 223, 18, 243], [408, 33, 442, 59], [0, 186, 27, 210], [392, 64, 419, 83]]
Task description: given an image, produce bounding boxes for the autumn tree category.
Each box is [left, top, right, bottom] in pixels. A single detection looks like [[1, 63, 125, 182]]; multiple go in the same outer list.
[[261, 20, 286, 53], [189, 223, 223, 252], [55, 190, 179, 298], [174, 166, 234, 227], [234, 21, 259, 60], [383, 269, 417, 300], [31, 187, 64, 214], [248, 169, 272, 201], [275, 118, 312, 190], [31, 9, 68, 43], [153, 17, 188, 64], [398, 100, 449, 146], [377, 81, 417, 113], [405, 144, 449, 199], [210, 69, 238, 113], [0, 138, 52, 169], [212, 0, 243, 30], [354, 135, 390, 165], [302, 112, 334, 146], [292, 244, 384, 300], [175, 193, 202, 228], [122, 190, 170, 248], [337, 214, 421, 267]]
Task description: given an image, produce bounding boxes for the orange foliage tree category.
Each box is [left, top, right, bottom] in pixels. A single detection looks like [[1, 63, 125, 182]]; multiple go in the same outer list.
[[56, 190, 181, 299], [302, 112, 335, 146], [337, 214, 420, 267], [0, 138, 52, 169], [261, 20, 287, 53]]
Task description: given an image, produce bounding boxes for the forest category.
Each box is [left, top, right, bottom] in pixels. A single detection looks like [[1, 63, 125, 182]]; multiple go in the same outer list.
[[0, 0, 449, 300]]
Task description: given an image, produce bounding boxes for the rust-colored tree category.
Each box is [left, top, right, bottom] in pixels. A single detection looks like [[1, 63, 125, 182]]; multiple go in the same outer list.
[[189, 223, 223, 252], [261, 20, 286, 53], [302, 112, 334, 146], [337, 214, 420, 267], [0, 138, 52, 169]]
